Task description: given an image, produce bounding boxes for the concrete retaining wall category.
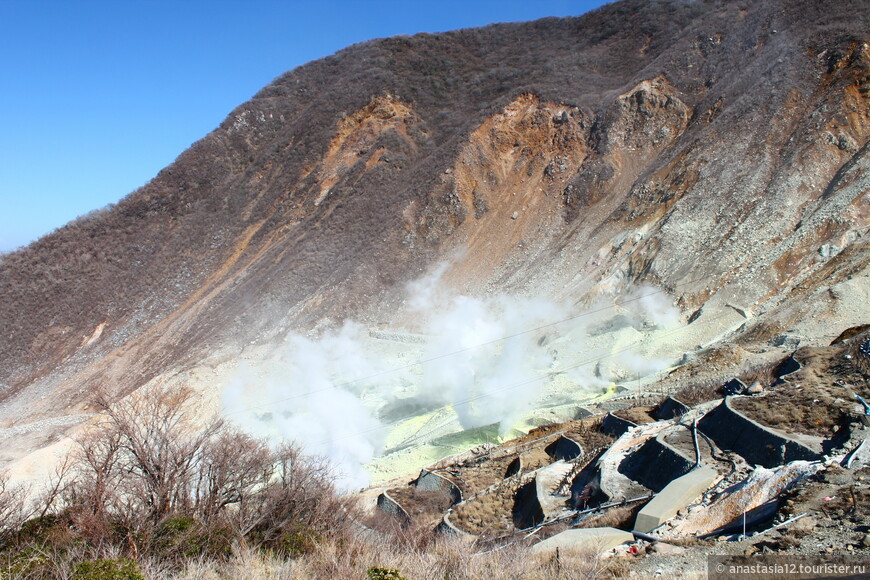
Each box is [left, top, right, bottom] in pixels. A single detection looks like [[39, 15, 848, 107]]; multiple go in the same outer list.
[[436, 509, 477, 540], [569, 452, 607, 508], [376, 491, 411, 524], [774, 354, 802, 378], [721, 378, 747, 396], [617, 432, 694, 492], [512, 479, 544, 529], [545, 435, 583, 461], [653, 396, 690, 420], [702, 499, 780, 537], [771, 354, 802, 386], [505, 456, 522, 478], [698, 397, 820, 468], [601, 412, 637, 437], [416, 468, 463, 504]]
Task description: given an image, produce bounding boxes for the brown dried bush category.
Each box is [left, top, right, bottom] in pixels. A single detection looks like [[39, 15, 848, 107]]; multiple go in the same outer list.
[[2, 384, 355, 567]]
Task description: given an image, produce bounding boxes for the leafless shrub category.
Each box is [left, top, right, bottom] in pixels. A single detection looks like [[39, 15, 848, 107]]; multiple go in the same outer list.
[[7, 384, 356, 563], [94, 385, 224, 524], [674, 378, 721, 406], [0, 473, 33, 539]]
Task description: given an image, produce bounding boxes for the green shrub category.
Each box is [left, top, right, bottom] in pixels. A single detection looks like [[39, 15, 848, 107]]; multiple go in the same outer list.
[[152, 516, 233, 560], [367, 567, 408, 580], [0, 547, 52, 579], [10, 513, 75, 550], [71, 558, 143, 580]]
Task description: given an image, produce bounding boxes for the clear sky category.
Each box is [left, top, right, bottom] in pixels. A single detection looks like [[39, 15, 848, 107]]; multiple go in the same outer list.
[[0, 0, 608, 253]]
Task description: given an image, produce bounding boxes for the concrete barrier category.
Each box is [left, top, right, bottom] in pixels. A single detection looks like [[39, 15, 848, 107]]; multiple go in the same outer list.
[[634, 465, 718, 533], [774, 354, 802, 378], [653, 396, 690, 420], [436, 508, 477, 540], [512, 479, 544, 529], [771, 354, 802, 386], [545, 435, 583, 461], [505, 456, 522, 478], [416, 468, 462, 504], [698, 397, 820, 468], [569, 452, 607, 508], [530, 527, 635, 555], [601, 412, 637, 437], [701, 499, 780, 538], [721, 378, 746, 396], [534, 460, 575, 517], [617, 432, 694, 492], [376, 491, 411, 524]]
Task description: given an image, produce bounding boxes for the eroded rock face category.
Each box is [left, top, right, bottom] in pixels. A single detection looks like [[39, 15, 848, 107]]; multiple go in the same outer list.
[[306, 94, 423, 206]]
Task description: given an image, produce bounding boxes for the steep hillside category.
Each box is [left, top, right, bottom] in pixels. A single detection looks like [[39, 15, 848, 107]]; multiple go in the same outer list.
[[0, 0, 868, 481]]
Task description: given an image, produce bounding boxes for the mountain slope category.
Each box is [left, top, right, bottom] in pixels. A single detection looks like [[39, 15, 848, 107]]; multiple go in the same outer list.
[[0, 0, 868, 475]]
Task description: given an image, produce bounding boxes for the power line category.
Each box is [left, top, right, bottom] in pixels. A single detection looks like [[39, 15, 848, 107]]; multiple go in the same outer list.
[[8, 281, 714, 486], [225, 276, 707, 418], [8, 306, 726, 486], [295, 311, 730, 453]]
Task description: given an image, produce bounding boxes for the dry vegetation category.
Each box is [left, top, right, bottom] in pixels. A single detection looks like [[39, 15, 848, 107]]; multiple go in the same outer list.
[[0, 386, 635, 579], [519, 448, 553, 473], [576, 504, 641, 530], [163, 535, 627, 580], [450, 480, 523, 537], [612, 405, 656, 425], [438, 456, 516, 497], [385, 487, 454, 524], [732, 340, 870, 437], [564, 423, 615, 454], [0, 385, 354, 577]]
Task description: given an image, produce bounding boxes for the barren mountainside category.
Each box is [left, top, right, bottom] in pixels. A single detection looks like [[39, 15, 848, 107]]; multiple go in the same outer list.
[[0, 0, 868, 477]]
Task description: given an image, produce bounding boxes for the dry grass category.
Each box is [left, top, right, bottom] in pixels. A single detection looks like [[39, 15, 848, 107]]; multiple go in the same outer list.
[[451, 481, 521, 537], [450, 484, 516, 536], [731, 342, 870, 436], [441, 456, 516, 497], [612, 406, 656, 425], [565, 422, 615, 452], [576, 504, 640, 530], [386, 486, 454, 524], [670, 379, 720, 406], [160, 534, 625, 580]]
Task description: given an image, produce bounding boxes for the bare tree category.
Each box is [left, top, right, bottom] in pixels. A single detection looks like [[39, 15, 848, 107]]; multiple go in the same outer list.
[[193, 429, 270, 526], [0, 473, 32, 538], [92, 385, 223, 523], [39, 383, 355, 560]]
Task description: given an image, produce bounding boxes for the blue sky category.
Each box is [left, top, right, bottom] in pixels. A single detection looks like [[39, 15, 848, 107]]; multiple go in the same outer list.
[[0, 0, 607, 253]]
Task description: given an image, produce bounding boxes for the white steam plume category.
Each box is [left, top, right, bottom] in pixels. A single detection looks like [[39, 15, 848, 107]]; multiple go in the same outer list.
[[221, 264, 682, 488], [408, 270, 568, 436], [222, 322, 384, 490]]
